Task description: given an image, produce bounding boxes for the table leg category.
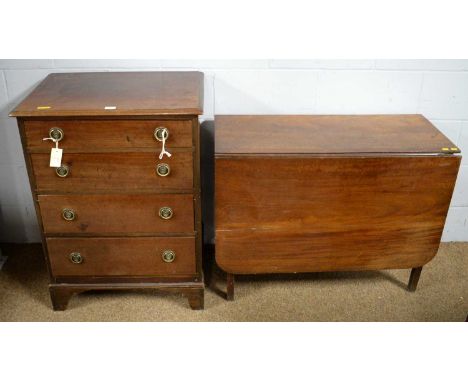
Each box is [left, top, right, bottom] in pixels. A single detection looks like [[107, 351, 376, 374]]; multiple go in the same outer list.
[[408, 266, 423, 292], [226, 273, 235, 301]]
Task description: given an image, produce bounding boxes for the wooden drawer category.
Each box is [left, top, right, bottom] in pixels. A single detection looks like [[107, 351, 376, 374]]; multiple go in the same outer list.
[[24, 119, 193, 150], [31, 152, 193, 192], [46, 237, 196, 277], [39, 194, 194, 234]]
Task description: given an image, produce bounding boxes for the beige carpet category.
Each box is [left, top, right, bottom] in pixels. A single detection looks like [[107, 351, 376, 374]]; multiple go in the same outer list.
[[0, 243, 466, 321]]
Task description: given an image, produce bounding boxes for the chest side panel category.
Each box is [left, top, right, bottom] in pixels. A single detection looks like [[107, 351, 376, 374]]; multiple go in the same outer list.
[[215, 155, 460, 273]]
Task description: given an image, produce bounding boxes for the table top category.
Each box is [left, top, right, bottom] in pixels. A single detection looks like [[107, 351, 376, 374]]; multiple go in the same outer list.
[[10, 71, 204, 117], [215, 115, 460, 155]]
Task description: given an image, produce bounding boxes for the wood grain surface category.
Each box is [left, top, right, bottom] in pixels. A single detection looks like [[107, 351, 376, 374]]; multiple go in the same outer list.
[[215, 155, 460, 273], [215, 115, 459, 155], [47, 237, 196, 277], [39, 194, 195, 234], [24, 119, 193, 150], [31, 152, 193, 192], [10, 72, 204, 117]]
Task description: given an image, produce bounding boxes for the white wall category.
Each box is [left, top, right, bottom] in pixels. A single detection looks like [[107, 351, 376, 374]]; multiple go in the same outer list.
[[0, 59, 467, 242]]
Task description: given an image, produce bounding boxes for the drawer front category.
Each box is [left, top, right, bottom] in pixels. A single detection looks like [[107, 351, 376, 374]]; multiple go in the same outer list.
[[39, 194, 194, 234], [47, 237, 196, 277], [215, 155, 460, 273], [31, 152, 193, 192], [24, 119, 193, 150]]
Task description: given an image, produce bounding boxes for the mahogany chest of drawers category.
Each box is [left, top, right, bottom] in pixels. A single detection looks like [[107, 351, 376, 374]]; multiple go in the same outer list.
[[215, 115, 461, 300], [10, 72, 205, 310]]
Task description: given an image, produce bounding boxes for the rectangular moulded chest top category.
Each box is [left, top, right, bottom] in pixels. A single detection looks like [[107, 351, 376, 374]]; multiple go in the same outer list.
[[10, 71, 204, 117], [214, 115, 461, 276]]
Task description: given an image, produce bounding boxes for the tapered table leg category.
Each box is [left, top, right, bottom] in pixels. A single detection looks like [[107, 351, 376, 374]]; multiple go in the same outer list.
[[226, 273, 235, 301], [408, 266, 423, 292]]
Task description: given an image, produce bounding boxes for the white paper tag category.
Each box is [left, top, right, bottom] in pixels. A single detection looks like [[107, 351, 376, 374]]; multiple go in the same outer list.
[[50, 148, 63, 167]]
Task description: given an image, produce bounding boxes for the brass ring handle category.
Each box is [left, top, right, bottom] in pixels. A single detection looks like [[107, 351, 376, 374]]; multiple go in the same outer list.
[[69, 252, 83, 264], [156, 163, 170, 177], [49, 127, 64, 141], [62, 208, 76, 221], [162, 250, 176, 263], [55, 165, 70, 178], [159, 207, 173, 220], [154, 127, 169, 142]]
